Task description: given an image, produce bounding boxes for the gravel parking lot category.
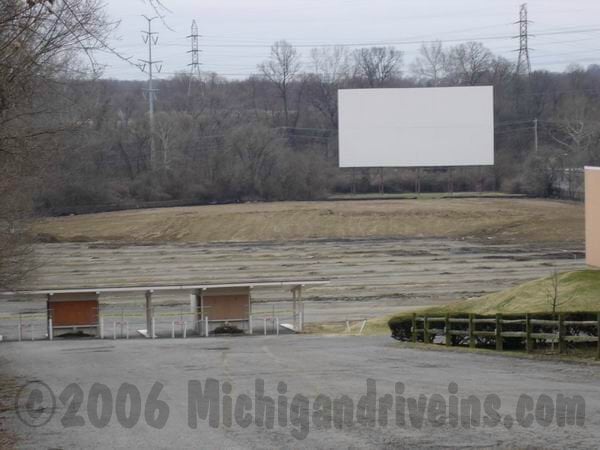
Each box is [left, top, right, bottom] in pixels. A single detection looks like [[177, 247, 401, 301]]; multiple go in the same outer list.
[[2, 335, 599, 449], [0, 238, 584, 340]]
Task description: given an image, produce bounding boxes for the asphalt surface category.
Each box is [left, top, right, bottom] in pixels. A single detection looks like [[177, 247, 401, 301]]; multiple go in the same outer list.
[[2, 335, 599, 449]]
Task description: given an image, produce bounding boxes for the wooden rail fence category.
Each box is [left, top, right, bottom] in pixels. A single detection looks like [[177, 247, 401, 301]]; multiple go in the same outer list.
[[406, 313, 600, 359]]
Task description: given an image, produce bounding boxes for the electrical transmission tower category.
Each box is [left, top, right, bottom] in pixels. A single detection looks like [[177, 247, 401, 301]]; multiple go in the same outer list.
[[139, 15, 163, 170], [187, 20, 202, 96], [515, 3, 531, 76]]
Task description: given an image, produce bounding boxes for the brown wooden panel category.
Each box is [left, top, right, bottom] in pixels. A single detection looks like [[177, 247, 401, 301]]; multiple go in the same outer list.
[[201, 295, 249, 320], [50, 300, 99, 327]]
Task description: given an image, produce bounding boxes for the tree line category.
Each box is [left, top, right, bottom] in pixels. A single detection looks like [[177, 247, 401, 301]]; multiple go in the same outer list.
[[37, 39, 600, 213]]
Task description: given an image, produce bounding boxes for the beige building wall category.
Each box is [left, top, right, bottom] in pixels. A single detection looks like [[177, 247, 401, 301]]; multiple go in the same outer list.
[[586, 167, 600, 268]]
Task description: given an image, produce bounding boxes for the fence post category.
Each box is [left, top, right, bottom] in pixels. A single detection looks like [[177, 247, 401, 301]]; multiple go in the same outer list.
[[99, 315, 104, 339], [263, 318, 267, 336], [597, 313, 600, 361], [525, 314, 532, 353], [468, 314, 475, 348], [495, 314, 502, 351], [152, 318, 156, 339], [205, 316, 209, 337], [249, 315, 253, 335], [445, 314, 451, 347], [558, 313, 566, 354], [48, 319, 53, 341], [423, 316, 429, 344], [411, 313, 417, 343]]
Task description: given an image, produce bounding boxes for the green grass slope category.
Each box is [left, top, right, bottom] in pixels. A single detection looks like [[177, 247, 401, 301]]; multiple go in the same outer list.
[[390, 270, 600, 323]]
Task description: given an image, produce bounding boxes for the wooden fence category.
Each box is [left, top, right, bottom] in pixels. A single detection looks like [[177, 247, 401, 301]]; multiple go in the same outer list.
[[405, 313, 600, 359]]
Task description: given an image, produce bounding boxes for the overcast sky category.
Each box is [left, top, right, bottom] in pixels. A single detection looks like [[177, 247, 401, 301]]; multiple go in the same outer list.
[[97, 0, 600, 80]]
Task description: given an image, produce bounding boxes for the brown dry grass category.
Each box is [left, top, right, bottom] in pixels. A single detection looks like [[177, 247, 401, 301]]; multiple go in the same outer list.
[[33, 198, 584, 244]]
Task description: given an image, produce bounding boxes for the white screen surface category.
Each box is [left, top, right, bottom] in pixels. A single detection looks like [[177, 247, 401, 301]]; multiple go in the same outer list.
[[338, 86, 494, 167]]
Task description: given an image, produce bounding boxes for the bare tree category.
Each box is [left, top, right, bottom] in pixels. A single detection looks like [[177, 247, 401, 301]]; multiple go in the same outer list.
[[547, 94, 600, 197], [546, 269, 575, 316], [225, 125, 279, 197], [353, 46, 403, 87], [307, 46, 350, 128], [258, 40, 302, 126], [411, 41, 446, 86], [0, 0, 113, 288], [545, 269, 575, 351], [445, 41, 493, 85], [154, 111, 194, 169], [549, 95, 600, 158]]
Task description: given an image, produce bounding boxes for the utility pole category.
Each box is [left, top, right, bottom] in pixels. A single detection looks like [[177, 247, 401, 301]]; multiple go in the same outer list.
[[378, 168, 384, 194], [533, 118, 538, 152], [515, 3, 532, 76], [187, 20, 202, 96], [139, 15, 162, 170]]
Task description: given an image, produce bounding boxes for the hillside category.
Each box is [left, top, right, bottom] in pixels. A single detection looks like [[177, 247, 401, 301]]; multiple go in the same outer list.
[[33, 197, 584, 244], [389, 270, 600, 322]]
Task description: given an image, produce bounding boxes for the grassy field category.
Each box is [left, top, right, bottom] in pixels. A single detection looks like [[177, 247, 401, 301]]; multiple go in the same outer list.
[[388, 269, 600, 322], [33, 197, 584, 244], [304, 314, 399, 336]]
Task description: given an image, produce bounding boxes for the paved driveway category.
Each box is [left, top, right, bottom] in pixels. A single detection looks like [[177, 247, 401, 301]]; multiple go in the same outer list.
[[1, 335, 599, 449]]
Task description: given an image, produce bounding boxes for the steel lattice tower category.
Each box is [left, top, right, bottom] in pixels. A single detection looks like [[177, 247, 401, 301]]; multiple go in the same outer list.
[[515, 3, 531, 76], [187, 20, 202, 95]]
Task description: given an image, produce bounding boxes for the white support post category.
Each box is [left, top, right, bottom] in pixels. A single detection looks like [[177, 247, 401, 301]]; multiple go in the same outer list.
[[113, 321, 117, 340], [346, 320, 351, 332], [292, 288, 297, 331], [298, 286, 303, 332], [204, 316, 209, 337], [190, 293, 197, 314], [99, 315, 104, 339], [263, 317, 267, 336], [48, 319, 53, 341], [31, 325, 34, 341], [359, 320, 367, 335], [183, 322, 187, 339], [152, 318, 156, 339], [46, 294, 51, 340], [125, 322, 129, 339], [145, 290, 153, 339], [276, 317, 280, 336], [249, 315, 253, 335], [171, 321, 175, 339]]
